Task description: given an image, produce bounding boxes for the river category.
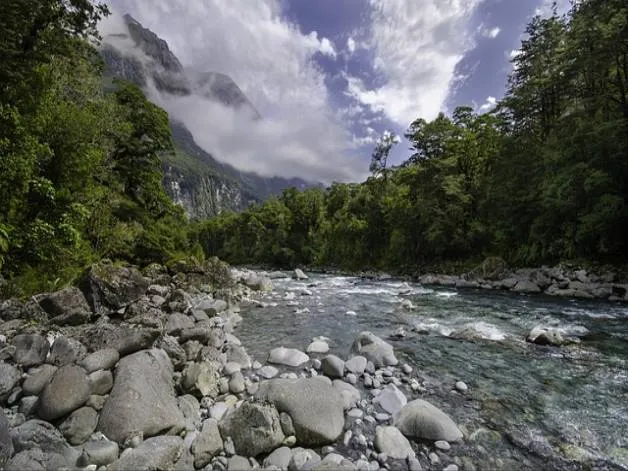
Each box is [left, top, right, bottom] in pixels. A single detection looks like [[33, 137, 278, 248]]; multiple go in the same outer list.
[[236, 274, 628, 470]]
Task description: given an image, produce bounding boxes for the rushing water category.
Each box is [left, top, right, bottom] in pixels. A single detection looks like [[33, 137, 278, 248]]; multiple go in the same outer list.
[[237, 274, 628, 470]]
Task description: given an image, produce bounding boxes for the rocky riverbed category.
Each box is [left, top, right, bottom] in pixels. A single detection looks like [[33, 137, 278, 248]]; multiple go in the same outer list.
[[0, 260, 626, 471]]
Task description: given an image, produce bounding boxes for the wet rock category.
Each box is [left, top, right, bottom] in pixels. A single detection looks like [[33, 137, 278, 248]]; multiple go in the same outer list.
[[526, 326, 564, 346], [191, 418, 223, 468], [0, 409, 12, 467], [307, 340, 329, 354], [394, 399, 463, 442], [345, 356, 367, 375], [0, 362, 21, 401], [374, 426, 414, 460], [12, 334, 49, 367], [512, 280, 541, 294], [38, 287, 91, 326], [374, 384, 407, 415], [79, 348, 119, 373], [81, 439, 119, 466], [47, 336, 86, 366], [88, 370, 113, 395], [293, 269, 309, 280], [38, 365, 91, 420], [80, 262, 149, 314], [244, 274, 273, 292], [218, 401, 285, 457], [108, 436, 183, 471], [350, 332, 397, 368], [268, 347, 310, 367], [322, 355, 345, 379], [98, 349, 185, 444], [256, 377, 344, 446], [59, 406, 98, 445]]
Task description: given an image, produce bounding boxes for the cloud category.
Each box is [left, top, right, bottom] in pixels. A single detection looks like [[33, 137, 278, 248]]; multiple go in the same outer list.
[[479, 95, 497, 112], [345, 0, 484, 128], [103, 0, 358, 183], [482, 26, 501, 39], [535, 0, 571, 17], [347, 37, 356, 54]]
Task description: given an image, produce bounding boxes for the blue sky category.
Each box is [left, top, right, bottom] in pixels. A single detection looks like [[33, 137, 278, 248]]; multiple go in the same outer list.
[[104, 0, 570, 182]]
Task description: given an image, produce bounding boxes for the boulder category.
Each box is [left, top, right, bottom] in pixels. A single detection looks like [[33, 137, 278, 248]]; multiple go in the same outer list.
[[243, 274, 273, 292], [374, 384, 407, 415], [394, 399, 463, 442], [12, 334, 49, 367], [219, 401, 285, 457], [512, 280, 541, 294], [38, 365, 91, 421], [108, 436, 183, 471], [374, 426, 414, 460], [526, 326, 564, 347], [89, 369, 113, 395], [0, 362, 21, 401], [37, 287, 91, 326], [259, 365, 279, 379], [181, 361, 220, 398], [58, 407, 98, 445], [256, 377, 344, 446], [98, 349, 185, 444], [47, 336, 86, 366], [306, 341, 329, 354], [332, 380, 361, 410], [321, 355, 345, 379], [5, 449, 68, 471], [0, 409, 12, 467], [263, 446, 292, 469], [293, 269, 309, 280], [10, 419, 78, 465], [81, 325, 159, 356], [349, 332, 398, 368], [191, 419, 223, 468], [289, 448, 321, 471], [268, 347, 310, 367], [81, 439, 120, 466], [165, 313, 195, 336], [79, 348, 119, 373], [80, 262, 149, 314], [344, 356, 367, 375]]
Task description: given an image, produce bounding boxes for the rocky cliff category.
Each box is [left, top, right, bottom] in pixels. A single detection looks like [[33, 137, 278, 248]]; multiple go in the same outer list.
[[100, 14, 314, 218]]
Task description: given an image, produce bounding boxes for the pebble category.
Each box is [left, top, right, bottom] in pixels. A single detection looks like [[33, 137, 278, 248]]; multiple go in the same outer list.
[[312, 359, 322, 370], [343, 430, 353, 447], [402, 364, 413, 375], [375, 413, 391, 422], [346, 373, 358, 385], [443, 466, 459, 471], [364, 376, 373, 388], [346, 311, 357, 316], [435, 440, 451, 451], [348, 408, 364, 418], [408, 457, 423, 471], [455, 381, 468, 393], [428, 452, 440, 464]]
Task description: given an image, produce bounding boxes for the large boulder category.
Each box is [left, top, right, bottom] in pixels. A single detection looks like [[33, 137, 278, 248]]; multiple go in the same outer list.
[[191, 419, 223, 468], [374, 426, 414, 460], [0, 409, 12, 467], [12, 334, 49, 367], [108, 436, 183, 471], [80, 325, 159, 356], [349, 332, 398, 368], [268, 347, 309, 367], [37, 287, 91, 326], [255, 377, 344, 446], [98, 349, 185, 444], [321, 355, 345, 379], [47, 336, 86, 366], [393, 399, 463, 442], [218, 401, 285, 457], [10, 419, 79, 465], [38, 365, 91, 421], [80, 262, 149, 314], [512, 280, 542, 294]]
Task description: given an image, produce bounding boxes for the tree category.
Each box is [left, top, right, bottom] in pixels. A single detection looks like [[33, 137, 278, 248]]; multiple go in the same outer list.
[[369, 131, 399, 178]]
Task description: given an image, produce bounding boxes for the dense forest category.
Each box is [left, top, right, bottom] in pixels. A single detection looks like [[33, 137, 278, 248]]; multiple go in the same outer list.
[[0, 0, 194, 295], [195, 0, 628, 272], [0, 0, 626, 295]]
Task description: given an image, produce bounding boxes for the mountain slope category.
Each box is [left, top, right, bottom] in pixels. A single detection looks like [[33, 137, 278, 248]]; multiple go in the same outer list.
[[100, 14, 315, 218]]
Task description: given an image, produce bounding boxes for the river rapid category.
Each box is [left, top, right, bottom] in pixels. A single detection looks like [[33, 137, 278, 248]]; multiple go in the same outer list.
[[237, 274, 628, 471]]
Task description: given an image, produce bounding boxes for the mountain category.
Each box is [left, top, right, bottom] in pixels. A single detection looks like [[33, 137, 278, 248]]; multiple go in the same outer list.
[[100, 14, 316, 218]]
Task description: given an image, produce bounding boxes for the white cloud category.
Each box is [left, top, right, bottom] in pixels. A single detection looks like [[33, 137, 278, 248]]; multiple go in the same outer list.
[[482, 26, 501, 39], [509, 49, 522, 59], [535, 0, 571, 17], [104, 0, 357, 182], [345, 0, 484, 128], [479, 95, 497, 112], [347, 37, 356, 54]]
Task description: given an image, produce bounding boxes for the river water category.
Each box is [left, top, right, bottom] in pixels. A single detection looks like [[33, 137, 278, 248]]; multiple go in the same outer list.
[[237, 274, 628, 470]]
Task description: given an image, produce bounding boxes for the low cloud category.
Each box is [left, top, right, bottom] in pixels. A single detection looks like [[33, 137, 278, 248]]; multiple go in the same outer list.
[[102, 0, 360, 183], [482, 26, 501, 39]]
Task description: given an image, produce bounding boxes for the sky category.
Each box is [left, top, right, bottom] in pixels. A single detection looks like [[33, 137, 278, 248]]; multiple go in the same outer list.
[[104, 0, 570, 183]]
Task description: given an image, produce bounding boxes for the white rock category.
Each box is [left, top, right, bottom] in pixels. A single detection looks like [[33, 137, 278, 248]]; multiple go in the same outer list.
[[267, 347, 309, 367], [306, 341, 329, 354]]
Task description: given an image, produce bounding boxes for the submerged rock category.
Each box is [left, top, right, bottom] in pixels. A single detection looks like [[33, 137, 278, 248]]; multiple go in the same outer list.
[[394, 399, 463, 442], [526, 326, 564, 346]]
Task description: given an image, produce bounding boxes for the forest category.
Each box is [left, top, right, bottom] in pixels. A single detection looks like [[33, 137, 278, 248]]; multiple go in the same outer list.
[[195, 0, 628, 273], [0, 0, 626, 295]]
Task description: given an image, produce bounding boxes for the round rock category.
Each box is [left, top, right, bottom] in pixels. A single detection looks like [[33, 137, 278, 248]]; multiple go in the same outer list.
[[38, 365, 91, 420]]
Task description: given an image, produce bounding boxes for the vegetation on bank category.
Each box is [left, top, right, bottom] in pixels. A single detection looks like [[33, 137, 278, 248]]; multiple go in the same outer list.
[[1, 0, 626, 296], [195, 0, 628, 273]]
